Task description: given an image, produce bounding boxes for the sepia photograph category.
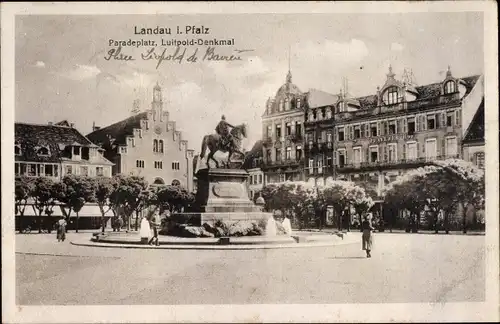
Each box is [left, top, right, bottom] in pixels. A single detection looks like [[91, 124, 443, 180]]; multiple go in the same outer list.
[[2, 2, 499, 323]]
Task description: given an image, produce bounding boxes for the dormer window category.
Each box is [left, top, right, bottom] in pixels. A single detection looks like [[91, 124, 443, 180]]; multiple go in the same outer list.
[[325, 107, 332, 119], [296, 98, 301, 109], [338, 101, 346, 113], [384, 86, 399, 105], [279, 100, 284, 112], [15, 144, 21, 156], [284, 98, 290, 111], [73, 146, 80, 155], [36, 147, 49, 156], [444, 80, 456, 94]]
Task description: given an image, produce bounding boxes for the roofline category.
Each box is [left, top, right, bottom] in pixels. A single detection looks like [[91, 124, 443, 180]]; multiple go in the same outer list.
[[87, 111, 148, 136], [15, 121, 76, 129]]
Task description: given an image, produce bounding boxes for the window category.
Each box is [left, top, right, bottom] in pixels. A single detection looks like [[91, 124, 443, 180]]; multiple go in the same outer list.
[[15, 163, 20, 176], [285, 147, 292, 160], [445, 80, 456, 94], [295, 123, 302, 136], [406, 142, 417, 160], [121, 147, 127, 154], [171, 161, 180, 170], [296, 98, 301, 108], [153, 139, 159, 152], [154, 161, 163, 169], [172, 179, 181, 186], [407, 118, 416, 135], [353, 147, 361, 165], [308, 112, 315, 122], [369, 146, 379, 163], [354, 126, 361, 139], [249, 176, 253, 185], [308, 159, 314, 172], [385, 86, 399, 105], [370, 123, 378, 137], [136, 160, 145, 168], [339, 102, 346, 112], [259, 174, 263, 184], [266, 126, 272, 138], [15, 144, 21, 156], [446, 112, 454, 127], [388, 120, 397, 135], [266, 149, 272, 162], [275, 148, 282, 162], [295, 146, 302, 160], [279, 100, 284, 111], [279, 174, 286, 183], [475, 152, 485, 169], [79, 166, 88, 176], [275, 124, 282, 138], [65, 165, 73, 175], [325, 108, 332, 119], [326, 156, 332, 167], [44, 164, 53, 177], [326, 132, 332, 143], [338, 127, 345, 141], [455, 110, 461, 126], [427, 115, 436, 130], [73, 146, 81, 156], [317, 157, 323, 174], [445, 137, 458, 157], [387, 144, 397, 162], [96, 167, 104, 176], [286, 123, 292, 136], [425, 139, 437, 161], [338, 150, 346, 167], [35, 147, 49, 156], [159, 140, 164, 153]]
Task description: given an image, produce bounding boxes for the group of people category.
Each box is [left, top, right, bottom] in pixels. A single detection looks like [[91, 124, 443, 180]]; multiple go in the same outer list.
[[139, 209, 163, 246]]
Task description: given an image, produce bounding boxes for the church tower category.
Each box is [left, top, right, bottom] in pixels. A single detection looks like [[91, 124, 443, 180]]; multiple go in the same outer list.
[[152, 82, 163, 121]]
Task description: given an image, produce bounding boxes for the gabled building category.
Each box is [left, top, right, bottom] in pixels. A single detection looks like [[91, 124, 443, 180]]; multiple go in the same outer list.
[[242, 140, 264, 200], [462, 98, 485, 169], [87, 83, 195, 191], [14, 121, 113, 179]]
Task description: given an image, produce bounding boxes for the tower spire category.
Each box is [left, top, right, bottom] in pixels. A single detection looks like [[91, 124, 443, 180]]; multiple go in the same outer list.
[[286, 45, 292, 84]]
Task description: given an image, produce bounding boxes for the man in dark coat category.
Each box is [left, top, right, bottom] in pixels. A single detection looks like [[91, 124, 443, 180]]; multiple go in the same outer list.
[[215, 115, 235, 150]]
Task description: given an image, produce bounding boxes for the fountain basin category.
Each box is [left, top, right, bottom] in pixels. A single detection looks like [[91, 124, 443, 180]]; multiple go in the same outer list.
[[170, 212, 272, 226]]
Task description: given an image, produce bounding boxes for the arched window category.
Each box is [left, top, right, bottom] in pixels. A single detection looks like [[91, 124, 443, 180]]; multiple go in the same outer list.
[[384, 86, 399, 105], [159, 140, 164, 153], [338, 101, 346, 113], [444, 80, 456, 94], [153, 177, 165, 185], [171, 179, 181, 186], [279, 100, 284, 112], [284, 98, 290, 111], [37, 147, 49, 156], [153, 139, 158, 152], [296, 98, 301, 109]]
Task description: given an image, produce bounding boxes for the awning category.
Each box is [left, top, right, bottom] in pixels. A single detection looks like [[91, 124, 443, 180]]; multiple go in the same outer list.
[[19, 203, 114, 218]]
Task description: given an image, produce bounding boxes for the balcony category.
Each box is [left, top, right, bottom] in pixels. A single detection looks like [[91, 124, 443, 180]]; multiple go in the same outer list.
[[287, 133, 303, 143], [263, 158, 304, 170], [262, 137, 273, 147], [335, 154, 461, 172]]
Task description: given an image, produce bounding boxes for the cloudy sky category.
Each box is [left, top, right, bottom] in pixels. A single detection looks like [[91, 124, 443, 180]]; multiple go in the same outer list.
[[15, 13, 483, 153]]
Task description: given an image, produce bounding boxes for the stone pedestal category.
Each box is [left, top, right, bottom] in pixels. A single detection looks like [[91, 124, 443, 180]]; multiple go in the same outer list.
[[194, 168, 262, 213]]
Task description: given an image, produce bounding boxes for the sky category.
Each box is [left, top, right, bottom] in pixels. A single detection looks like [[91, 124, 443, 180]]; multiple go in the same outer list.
[[15, 12, 484, 153]]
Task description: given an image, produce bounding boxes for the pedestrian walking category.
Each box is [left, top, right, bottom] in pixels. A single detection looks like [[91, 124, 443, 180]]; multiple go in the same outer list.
[[148, 210, 161, 246], [361, 215, 374, 258], [56, 217, 67, 242], [139, 215, 151, 244]]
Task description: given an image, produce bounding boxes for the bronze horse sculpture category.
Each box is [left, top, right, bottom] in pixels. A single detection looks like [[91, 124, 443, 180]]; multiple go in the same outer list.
[[199, 123, 247, 169]]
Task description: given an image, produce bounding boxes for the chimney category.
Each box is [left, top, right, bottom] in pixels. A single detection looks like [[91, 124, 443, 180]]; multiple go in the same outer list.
[[48, 122, 53, 126], [70, 123, 74, 128], [92, 122, 100, 132]]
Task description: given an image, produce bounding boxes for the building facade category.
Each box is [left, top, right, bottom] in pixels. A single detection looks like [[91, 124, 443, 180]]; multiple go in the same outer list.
[[462, 98, 485, 169], [87, 83, 195, 191], [261, 71, 306, 184], [15, 120, 114, 180]]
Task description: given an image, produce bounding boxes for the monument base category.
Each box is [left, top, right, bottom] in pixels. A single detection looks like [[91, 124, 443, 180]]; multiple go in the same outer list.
[[194, 168, 262, 213], [170, 212, 272, 226]]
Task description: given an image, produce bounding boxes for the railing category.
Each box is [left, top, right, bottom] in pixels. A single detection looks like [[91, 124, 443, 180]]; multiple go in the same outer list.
[[264, 158, 304, 168], [336, 154, 461, 171]]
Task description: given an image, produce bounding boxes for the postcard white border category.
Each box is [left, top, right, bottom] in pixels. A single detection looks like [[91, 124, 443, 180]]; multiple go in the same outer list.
[[2, 1, 498, 323]]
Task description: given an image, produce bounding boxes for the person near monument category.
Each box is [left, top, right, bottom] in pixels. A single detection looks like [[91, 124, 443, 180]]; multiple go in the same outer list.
[[361, 215, 374, 258], [56, 216, 67, 242], [139, 215, 151, 244], [215, 115, 235, 150], [148, 210, 161, 246]]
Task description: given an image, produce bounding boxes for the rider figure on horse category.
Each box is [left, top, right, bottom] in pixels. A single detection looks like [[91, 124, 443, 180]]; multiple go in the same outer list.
[[215, 115, 234, 150]]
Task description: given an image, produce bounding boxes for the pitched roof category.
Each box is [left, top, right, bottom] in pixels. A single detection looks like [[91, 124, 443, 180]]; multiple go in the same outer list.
[[463, 98, 484, 143], [306, 89, 339, 109], [15, 122, 94, 163], [243, 140, 263, 169], [86, 112, 148, 145]]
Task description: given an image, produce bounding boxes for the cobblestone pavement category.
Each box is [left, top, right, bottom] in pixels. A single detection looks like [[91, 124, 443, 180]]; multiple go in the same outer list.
[[15, 232, 485, 305]]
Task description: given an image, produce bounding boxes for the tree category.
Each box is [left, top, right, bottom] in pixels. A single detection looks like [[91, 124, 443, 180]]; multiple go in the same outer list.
[[322, 181, 357, 231], [15, 176, 34, 232], [94, 176, 118, 233], [110, 175, 149, 231], [55, 175, 96, 233], [31, 177, 57, 233], [350, 186, 375, 225]]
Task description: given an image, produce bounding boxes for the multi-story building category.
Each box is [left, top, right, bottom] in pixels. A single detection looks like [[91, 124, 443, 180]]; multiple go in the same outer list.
[[261, 70, 305, 184], [261, 70, 338, 184], [304, 67, 483, 225], [87, 83, 195, 191], [15, 120, 114, 180], [243, 140, 264, 200]]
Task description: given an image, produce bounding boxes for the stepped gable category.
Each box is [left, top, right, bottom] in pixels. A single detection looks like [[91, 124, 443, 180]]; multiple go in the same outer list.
[[463, 98, 485, 143], [15, 122, 94, 163], [86, 112, 148, 146]]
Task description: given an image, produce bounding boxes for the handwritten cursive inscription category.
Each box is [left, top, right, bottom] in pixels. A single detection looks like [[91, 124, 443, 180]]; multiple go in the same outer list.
[[203, 47, 242, 61], [104, 46, 135, 61]]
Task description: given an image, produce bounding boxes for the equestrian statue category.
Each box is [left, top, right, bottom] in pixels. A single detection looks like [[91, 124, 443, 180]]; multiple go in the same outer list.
[[199, 115, 247, 169]]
